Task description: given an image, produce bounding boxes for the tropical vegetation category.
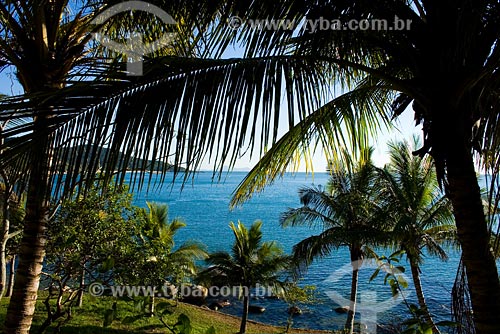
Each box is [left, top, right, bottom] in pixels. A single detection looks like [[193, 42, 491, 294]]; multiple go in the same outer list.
[[0, 292, 333, 334], [282, 140, 457, 334], [0, 0, 499, 333], [122, 201, 208, 315], [41, 182, 206, 333], [41, 181, 140, 331], [379, 138, 455, 332], [281, 149, 388, 334], [204, 221, 290, 334]]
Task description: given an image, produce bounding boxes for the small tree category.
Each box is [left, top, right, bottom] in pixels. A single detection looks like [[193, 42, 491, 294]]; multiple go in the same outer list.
[[119, 202, 207, 316], [42, 180, 140, 332], [205, 221, 290, 334], [281, 281, 318, 333], [0, 179, 24, 300]]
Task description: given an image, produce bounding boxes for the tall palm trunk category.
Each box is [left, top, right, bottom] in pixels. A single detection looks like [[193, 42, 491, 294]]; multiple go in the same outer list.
[[4, 193, 49, 333], [239, 287, 250, 334], [345, 247, 362, 334], [345, 264, 359, 334], [409, 258, 439, 333], [4, 124, 50, 334], [446, 133, 500, 333]]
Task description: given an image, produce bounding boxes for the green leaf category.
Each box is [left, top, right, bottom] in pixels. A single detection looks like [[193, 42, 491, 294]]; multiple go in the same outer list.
[[422, 327, 433, 334], [101, 257, 115, 272], [397, 275, 409, 289], [390, 284, 399, 296], [395, 266, 406, 273], [408, 304, 419, 313], [174, 314, 192, 334], [390, 249, 406, 259], [369, 268, 380, 282], [157, 301, 174, 311], [134, 298, 145, 311]]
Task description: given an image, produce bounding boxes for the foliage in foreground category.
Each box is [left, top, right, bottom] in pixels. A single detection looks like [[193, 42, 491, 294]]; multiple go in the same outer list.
[[204, 220, 290, 334], [42, 182, 207, 333], [0, 293, 330, 334]]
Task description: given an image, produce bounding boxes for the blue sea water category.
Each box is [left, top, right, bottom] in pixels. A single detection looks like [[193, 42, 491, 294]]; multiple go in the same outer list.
[[131, 171, 462, 331]]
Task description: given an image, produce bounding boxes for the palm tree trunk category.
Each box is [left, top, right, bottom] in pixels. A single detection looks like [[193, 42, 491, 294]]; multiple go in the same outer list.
[[6, 255, 15, 297], [345, 248, 362, 334], [239, 288, 250, 334], [4, 197, 49, 333], [446, 141, 500, 334], [409, 259, 440, 333], [4, 129, 50, 334], [345, 265, 359, 334]]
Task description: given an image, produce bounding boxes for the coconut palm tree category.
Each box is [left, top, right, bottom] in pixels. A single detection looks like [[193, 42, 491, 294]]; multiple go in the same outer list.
[[380, 138, 455, 332], [205, 221, 289, 334], [280, 149, 388, 334], [128, 202, 207, 315]]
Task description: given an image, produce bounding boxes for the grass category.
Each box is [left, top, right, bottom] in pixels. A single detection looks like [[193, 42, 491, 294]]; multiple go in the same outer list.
[[0, 293, 334, 334]]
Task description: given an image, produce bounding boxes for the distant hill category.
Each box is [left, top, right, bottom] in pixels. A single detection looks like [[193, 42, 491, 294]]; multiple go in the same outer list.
[[56, 145, 185, 173]]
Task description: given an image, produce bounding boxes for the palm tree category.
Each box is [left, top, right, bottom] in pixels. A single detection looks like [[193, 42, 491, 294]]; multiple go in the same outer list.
[[1, 1, 500, 333], [205, 221, 289, 334], [220, 3, 500, 332], [380, 138, 455, 332], [130, 202, 207, 315], [280, 150, 388, 334]]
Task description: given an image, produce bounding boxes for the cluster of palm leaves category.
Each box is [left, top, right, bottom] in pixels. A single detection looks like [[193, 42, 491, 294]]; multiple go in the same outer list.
[[202, 221, 289, 334], [281, 139, 455, 333], [0, 1, 499, 333]]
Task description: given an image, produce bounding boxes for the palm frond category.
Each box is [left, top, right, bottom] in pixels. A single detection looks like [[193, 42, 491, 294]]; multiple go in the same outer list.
[[291, 228, 345, 268], [0, 55, 333, 200], [230, 76, 394, 207]]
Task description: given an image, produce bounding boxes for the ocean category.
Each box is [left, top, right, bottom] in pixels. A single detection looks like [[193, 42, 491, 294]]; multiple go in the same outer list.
[[131, 171, 462, 331]]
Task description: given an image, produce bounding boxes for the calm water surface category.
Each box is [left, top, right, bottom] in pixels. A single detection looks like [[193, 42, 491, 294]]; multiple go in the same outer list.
[[131, 171, 462, 331]]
